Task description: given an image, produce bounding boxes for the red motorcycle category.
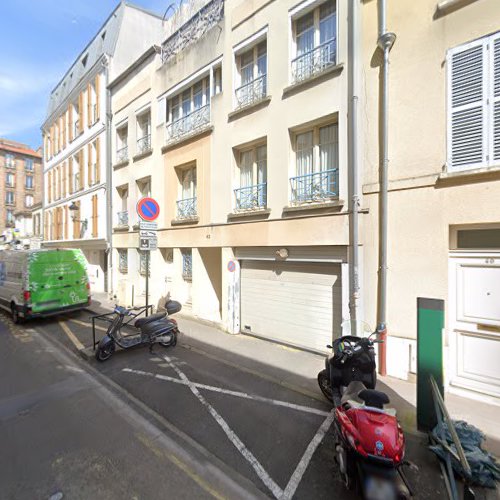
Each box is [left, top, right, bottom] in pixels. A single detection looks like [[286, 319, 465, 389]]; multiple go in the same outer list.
[[318, 325, 412, 499]]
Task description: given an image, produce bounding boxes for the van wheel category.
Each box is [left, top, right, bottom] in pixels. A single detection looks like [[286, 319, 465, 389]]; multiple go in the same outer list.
[[11, 304, 22, 324]]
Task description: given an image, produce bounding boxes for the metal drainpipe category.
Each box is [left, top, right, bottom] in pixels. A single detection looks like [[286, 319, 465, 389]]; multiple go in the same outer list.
[[376, 0, 396, 375], [348, 0, 360, 329], [105, 59, 113, 298]]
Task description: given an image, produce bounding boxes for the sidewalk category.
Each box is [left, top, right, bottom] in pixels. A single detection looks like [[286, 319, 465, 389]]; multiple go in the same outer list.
[[87, 297, 500, 458]]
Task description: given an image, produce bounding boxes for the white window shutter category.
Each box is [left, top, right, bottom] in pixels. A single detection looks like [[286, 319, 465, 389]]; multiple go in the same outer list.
[[448, 39, 488, 170], [491, 34, 500, 162]]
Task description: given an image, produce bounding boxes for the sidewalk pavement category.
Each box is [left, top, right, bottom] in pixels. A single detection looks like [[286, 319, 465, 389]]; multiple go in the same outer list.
[[87, 296, 500, 458]]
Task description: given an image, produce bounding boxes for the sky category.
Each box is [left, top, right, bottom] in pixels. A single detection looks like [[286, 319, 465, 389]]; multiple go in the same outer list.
[[0, 0, 174, 150]]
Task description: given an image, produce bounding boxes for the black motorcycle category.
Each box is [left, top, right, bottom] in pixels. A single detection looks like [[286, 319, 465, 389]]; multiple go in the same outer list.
[[95, 300, 181, 361]]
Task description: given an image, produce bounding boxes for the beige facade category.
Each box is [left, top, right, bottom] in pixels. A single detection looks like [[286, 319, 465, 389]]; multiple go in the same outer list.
[[111, 0, 350, 350], [0, 139, 42, 236], [360, 0, 500, 399]]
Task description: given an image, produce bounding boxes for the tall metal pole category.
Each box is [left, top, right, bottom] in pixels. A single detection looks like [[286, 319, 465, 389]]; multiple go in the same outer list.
[[376, 0, 396, 375], [145, 250, 149, 316], [348, 0, 361, 330]]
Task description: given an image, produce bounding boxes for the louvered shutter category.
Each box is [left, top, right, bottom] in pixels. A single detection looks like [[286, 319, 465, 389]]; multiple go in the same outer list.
[[64, 205, 69, 240], [79, 149, 84, 189], [68, 104, 73, 142], [491, 34, 500, 162], [95, 73, 100, 121], [448, 39, 488, 170], [95, 137, 100, 183], [68, 157, 73, 194], [87, 143, 92, 186], [87, 83, 92, 128], [48, 171, 52, 203], [92, 194, 98, 237], [78, 93, 84, 134], [62, 162, 67, 198]]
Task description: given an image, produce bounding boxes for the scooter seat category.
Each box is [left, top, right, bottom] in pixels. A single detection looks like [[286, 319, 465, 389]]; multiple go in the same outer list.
[[358, 389, 390, 409], [135, 312, 166, 328]]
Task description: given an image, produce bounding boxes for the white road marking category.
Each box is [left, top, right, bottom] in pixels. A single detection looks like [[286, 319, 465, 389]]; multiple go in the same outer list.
[[159, 354, 284, 499], [122, 368, 329, 417], [281, 410, 336, 499]]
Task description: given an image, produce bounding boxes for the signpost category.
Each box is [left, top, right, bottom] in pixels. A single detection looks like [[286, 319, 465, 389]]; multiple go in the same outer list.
[[136, 198, 160, 316]]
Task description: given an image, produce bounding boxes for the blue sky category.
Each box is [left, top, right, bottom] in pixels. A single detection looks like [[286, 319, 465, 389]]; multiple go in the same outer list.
[[0, 0, 173, 149]]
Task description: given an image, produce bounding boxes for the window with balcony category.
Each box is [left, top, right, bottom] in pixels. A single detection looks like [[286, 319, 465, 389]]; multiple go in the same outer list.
[[26, 175, 34, 189], [139, 250, 150, 276], [5, 154, 15, 169], [136, 110, 151, 155], [25, 158, 34, 171], [6, 191, 15, 205], [116, 124, 128, 163], [292, 0, 336, 84], [235, 144, 267, 211], [118, 249, 128, 273], [235, 41, 267, 108], [290, 123, 338, 204], [177, 166, 197, 219], [181, 249, 192, 281], [116, 185, 129, 228], [6, 172, 14, 188], [166, 77, 211, 143], [25, 195, 34, 208]]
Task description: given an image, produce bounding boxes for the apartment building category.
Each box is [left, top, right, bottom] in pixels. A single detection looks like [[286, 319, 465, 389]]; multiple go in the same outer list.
[[361, 0, 500, 401], [111, 0, 352, 352], [0, 139, 42, 236], [41, 2, 165, 293]]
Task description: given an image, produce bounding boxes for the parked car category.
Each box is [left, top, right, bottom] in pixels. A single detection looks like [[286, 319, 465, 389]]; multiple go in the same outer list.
[[0, 249, 91, 323]]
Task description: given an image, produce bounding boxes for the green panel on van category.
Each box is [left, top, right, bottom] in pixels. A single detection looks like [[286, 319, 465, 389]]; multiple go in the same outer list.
[[28, 249, 89, 313]]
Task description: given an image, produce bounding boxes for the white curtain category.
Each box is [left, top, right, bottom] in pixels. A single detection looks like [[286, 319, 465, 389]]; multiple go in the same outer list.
[[319, 124, 337, 172], [240, 150, 253, 187], [296, 131, 313, 176], [256, 145, 267, 184]]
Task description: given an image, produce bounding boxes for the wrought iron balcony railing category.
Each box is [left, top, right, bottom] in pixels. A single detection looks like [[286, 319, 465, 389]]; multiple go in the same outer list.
[[116, 211, 129, 226], [235, 75, 267, 108], [176, 197, 197, 219], [290, 168, 339, 204], [291, 39, 336, 84], [234, 183, 267, 210], [116, 145, 128, 163], [166, 105, 210, 143], [137, 134, 151, 155]]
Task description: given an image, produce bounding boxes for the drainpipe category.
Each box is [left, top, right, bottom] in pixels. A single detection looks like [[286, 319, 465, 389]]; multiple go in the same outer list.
[[105, 58, 114, 298], [348, 0, 360, 329], [376, 0, 396, 375]]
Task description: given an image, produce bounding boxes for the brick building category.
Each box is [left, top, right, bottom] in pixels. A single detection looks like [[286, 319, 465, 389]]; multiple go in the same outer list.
[[0, 139, 42, 235]]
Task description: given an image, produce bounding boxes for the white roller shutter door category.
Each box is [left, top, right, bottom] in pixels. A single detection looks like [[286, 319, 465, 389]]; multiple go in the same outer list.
[[240, 260, 342, 352]]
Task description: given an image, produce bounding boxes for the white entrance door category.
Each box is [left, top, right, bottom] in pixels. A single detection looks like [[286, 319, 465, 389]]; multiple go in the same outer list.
[[449, 254, 500, 398], [240, 260, 342, 352]]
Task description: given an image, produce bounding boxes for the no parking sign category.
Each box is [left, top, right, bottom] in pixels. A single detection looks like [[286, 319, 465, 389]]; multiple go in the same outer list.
[[137, 197, 160, 221]]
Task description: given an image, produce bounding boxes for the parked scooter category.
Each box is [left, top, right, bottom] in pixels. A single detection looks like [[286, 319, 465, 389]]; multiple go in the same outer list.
[[95, 299, 181, 362], [317, 321, 412, 500]]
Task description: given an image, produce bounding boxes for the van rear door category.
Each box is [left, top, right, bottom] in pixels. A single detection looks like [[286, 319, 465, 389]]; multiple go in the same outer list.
[[28, 250, 89, 313]]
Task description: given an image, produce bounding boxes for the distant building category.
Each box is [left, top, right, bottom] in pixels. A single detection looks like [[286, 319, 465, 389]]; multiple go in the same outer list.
[[41, 2, 165, 293], [0, 138, 42, 238]]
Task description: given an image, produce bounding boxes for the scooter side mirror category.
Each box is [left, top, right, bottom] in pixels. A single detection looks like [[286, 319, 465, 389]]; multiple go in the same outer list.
[[326, 344, 333, 349]]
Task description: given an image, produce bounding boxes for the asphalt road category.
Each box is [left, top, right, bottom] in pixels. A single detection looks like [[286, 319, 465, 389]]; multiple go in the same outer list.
[[3, 309, 483, 499]]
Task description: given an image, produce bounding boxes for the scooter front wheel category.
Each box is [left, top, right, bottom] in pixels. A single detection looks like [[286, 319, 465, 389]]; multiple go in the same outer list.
[[159, 331, 178, 348], [96, 340, 115, 361], [317, 369, 333, 402]]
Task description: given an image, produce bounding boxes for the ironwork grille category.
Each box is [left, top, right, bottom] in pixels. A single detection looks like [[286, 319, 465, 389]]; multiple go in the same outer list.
[[234, 183, 267, 210], [182, 249, 192, 281], [290, 168, 338, 203], [166, 105, 210, 143], [291, 39, 336, 84], [176, 197, 197, 218], [235, 75, 267, 108], [137, 134, 151, 154], [116, 145, 128, 163], [117, 211, 129, 226]]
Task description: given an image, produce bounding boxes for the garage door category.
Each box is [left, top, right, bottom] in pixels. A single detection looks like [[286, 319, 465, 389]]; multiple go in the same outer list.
[[240, 260, 342, 352]]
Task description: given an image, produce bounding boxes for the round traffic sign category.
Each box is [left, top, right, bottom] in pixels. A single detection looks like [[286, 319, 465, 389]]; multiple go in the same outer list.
[[137, 197, 160, 221], [227, 260, 236, 272]]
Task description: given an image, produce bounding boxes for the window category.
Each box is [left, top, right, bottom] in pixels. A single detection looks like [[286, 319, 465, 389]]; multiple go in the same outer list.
[[6, 209, 13, 225], [5, 153, 15, 168], [26, 175, 34, 189], [116, 124, 128, 163], [25, 158, 34, 171], [235, 144, 267, 210], [291, 122, 338, 203], [6, 191, 14, 205], [177, 167, 197, 219], [139, 250, 150, 276], [292, 0, 336, 83], [166, 77, 211, 142], [6, 172, 14, 187], [447, 34, 500, 170], [136, 110, 151, 154], [25, 195, 34, 207], [118, 249, 128, 273], [181, 249, 192, 281], [116, 185, 129, 226], [236, 41, 267, 108]]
